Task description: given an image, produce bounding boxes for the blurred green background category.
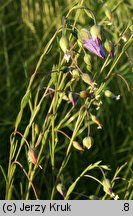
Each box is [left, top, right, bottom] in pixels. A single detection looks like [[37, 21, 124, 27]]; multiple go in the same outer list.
[[0, 0, 133, 199]]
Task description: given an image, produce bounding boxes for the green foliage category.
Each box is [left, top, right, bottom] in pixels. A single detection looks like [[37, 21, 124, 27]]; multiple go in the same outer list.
[[0, 0, 133, 200]]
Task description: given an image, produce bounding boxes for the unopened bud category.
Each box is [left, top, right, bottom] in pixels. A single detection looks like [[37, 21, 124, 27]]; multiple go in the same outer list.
[[59, 92, 69, 101], [72, 69, 80, 80], [78, 28, 89, 42], [90, 113, 102, 129], [104, 40, 114, 57], [56, 183, 65, 197], [83, 136, 93, 149], [102, 178, 113, 195], [59, 36, 69, 53], [104, 90, 113, 97], [68, 92, 76, 106], [103, 178, 119, 200], [73, 141, 84, 151], [90, 25, 101, 40], [104, 90, 120, 100], [84, 54, 92, 71], [81, 73, 93, 86], [84, 54, 91, 65]]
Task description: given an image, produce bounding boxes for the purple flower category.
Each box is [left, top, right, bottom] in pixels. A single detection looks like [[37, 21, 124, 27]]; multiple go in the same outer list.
[[109, 48, 114, 58], [68, 92, 77, 106], [83, 33, 106, 59], [108, 187, 113, 195], [64, 50, 70, 63], [49, 89, 54, 98]]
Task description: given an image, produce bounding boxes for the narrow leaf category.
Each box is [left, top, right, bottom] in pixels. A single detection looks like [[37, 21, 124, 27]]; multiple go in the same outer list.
[[20, 90, 31, 110], [0, 165, 7, 183], [64, 161, 101, 199]]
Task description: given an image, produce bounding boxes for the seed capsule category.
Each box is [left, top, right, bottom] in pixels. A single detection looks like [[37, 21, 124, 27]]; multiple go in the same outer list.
[[28, 149, 37, 165], [90, 113, 102, 129], [73, 141, 84, 151], [83, 136, 93, 149], [28, 148, 42, 169], [79, 90, 89, 99]]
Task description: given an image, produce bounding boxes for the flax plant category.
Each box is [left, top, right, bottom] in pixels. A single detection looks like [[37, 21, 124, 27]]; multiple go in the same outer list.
[[0, 0, 133, 200]]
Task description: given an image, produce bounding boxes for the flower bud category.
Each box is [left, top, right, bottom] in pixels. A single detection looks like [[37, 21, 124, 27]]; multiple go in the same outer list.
[[90, 25, 101, 40], [72, 69, 80, 80], [90, 113, 102, 129], [104, 89, 112, 97], [59, 36, 69, 53], [105, 7, 112, 21], [56, 183, 65, 197], [78, 28, 89, 42], [102, 178, 113, 195], [83, 136, 93, 149], [59, 92, 69, 101], [104, 90, 120, 100], [84, 54, 91, 65], [73, 141, 84, 151], [79, 90, 89, 99], [104, 40, 114, 57], [84, 54, 92, 71], [68, 92, 76, 106], [103, 178, 119, 200], [81, 73, 93, 86]]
